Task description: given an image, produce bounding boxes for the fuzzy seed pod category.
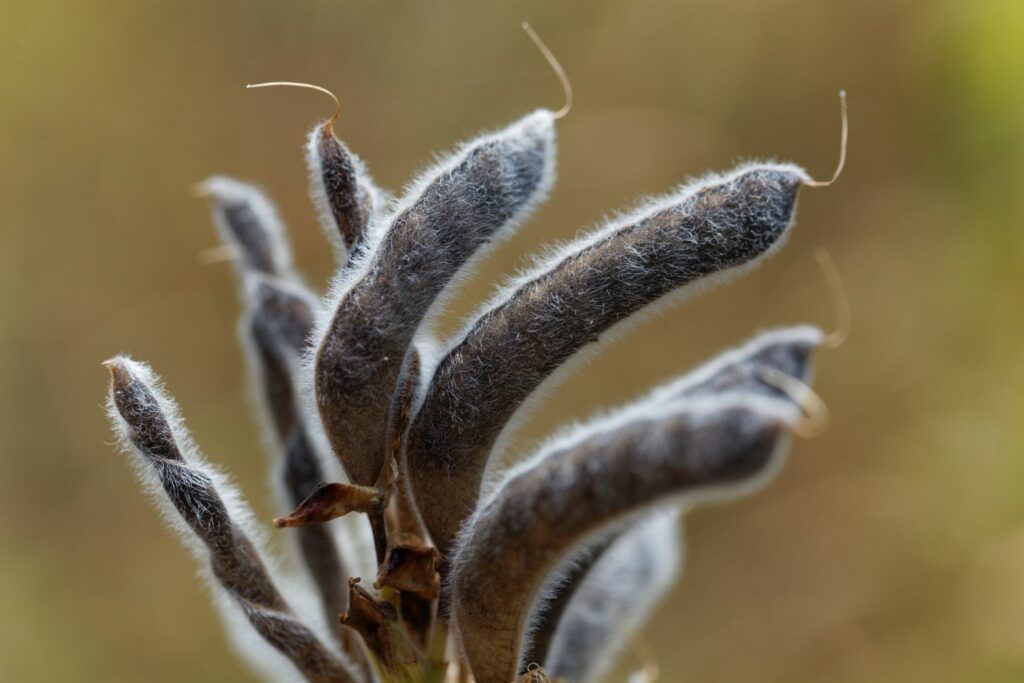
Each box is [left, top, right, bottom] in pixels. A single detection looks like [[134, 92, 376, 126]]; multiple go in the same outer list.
[[312, 110, 557, 552], [407, 162, 811, 556], [306, 115, 382, 259], [449, 393, 801, 683], [198, 180, 365, 665], [542, 509, 682, 683], [200, 176, 294, 277], [104, 357, 358, 683], [241, 267, 363, 660], [520, 324, 822, 671]]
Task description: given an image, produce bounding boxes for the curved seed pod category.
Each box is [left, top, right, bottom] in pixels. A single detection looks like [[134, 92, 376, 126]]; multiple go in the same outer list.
[[243, 270, 372, 670], [245, 81, 385, 260], [305, 109, 383, 259], [201, 178, 373, 673], [521, 324, 823, 670], [449, 393, 801, 683], [104, 357, 358, 683], [408, 162, 811, 557], [199, 176, 293, 277], [543, 509, 682, 683], [313, 110, 558, 552]]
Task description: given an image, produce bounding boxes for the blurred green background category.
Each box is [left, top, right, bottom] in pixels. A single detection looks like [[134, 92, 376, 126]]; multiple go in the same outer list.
[[2, 0, 1022, 681]]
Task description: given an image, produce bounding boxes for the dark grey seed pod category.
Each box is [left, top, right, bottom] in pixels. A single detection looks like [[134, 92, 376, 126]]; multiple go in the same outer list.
[[242, 271, 369, 659], [182, 175, 366, 665], [542, 509, 682, 683], [104, 357, 358, 683], [313, 109, 557, 493], [201, 176, 293, 277], [448, 394, 800, 683], [407, 162, 810, 557], [521, 323, 823, 672], [306, 120, 382, 259]]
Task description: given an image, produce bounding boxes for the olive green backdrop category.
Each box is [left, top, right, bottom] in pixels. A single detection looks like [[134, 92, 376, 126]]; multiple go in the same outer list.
[[2, 0, 1022, 680]]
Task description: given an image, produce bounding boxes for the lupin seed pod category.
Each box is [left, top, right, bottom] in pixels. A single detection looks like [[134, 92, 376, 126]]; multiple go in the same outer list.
[[312, 107, 558, 560], [449, 394, 802, 683], [104, 357, 359, 683], [408, 162, 812, 557], [657, 324, 824, 403], [521, 324, 823, 671], [247, 82, 384, 261], [198, 180, 365, 665], [208, 194, 357, 629], [201, 172, 382, 676], [305, 105, 378, 257], [408, 89, 848, 558]]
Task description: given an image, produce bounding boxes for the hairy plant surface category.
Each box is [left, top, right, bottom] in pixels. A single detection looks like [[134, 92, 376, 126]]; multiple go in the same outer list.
[[103, 36, 843, 683]]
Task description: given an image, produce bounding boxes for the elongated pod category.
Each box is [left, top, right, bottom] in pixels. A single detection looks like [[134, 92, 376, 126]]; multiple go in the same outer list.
[[449, 393, 800, 683], [246, 82, 385, 260], [306, 116, 382, 258], [200, 177, 364, 654], [104, 357, 358, 683], [313, 110, 557, 500], [522, 324, 822, 671], [517, 531, 618, 673], [408, 162, 811, 556], [246, 275, 369, 664]]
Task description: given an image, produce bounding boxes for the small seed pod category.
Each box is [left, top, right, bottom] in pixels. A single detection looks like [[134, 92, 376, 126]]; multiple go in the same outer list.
[[208, 195, 374, 670], [104, 357, 359, 683], [242, 272, 369, 665], [306, 113, 379, 259], [199, 176, 293, 277], [312, 108, 558, 558], [247, 82, 385, 262], [449, 393, 802, 683], [408, 161, 812, 557]]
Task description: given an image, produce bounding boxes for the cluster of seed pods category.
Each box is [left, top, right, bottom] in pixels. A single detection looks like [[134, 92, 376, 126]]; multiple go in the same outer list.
[[104, 26, 846, 683]]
